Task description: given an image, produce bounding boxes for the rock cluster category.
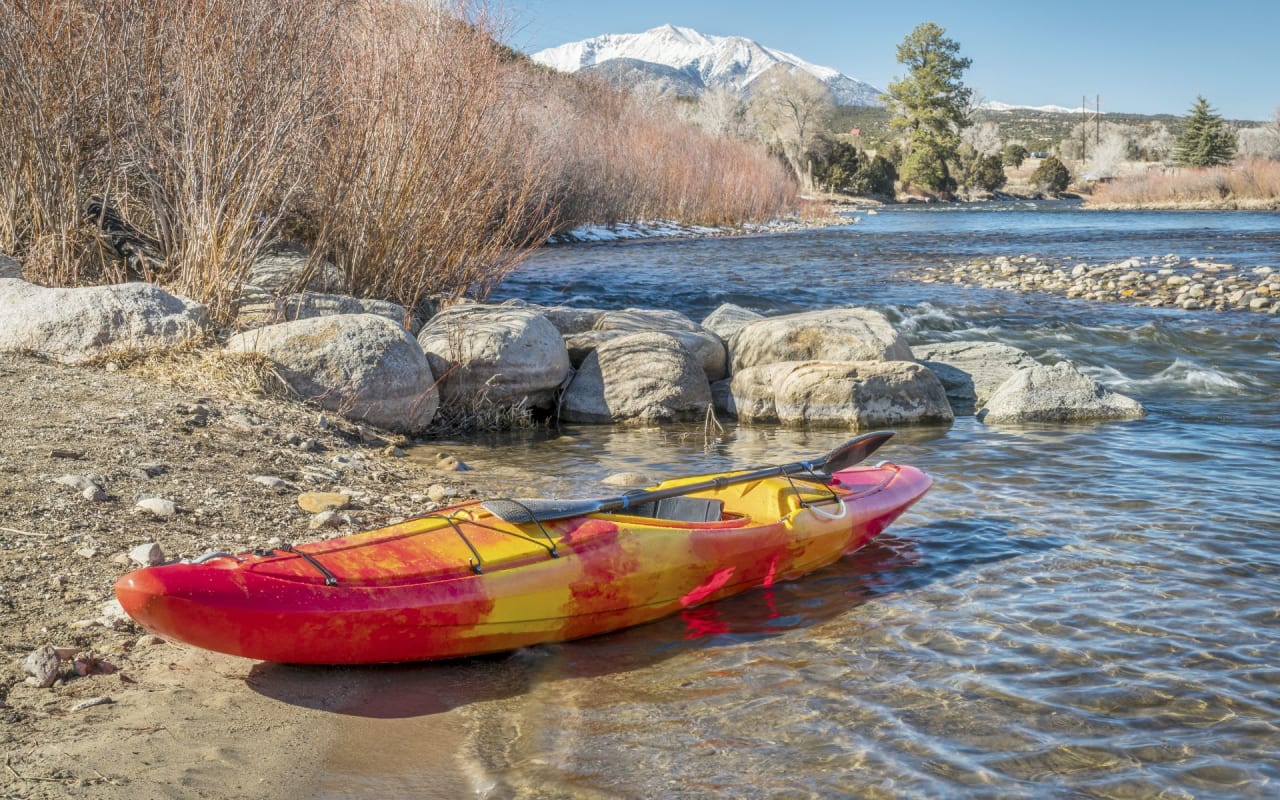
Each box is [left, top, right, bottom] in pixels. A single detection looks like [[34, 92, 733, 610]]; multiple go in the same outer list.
[[914, 254, 1280, 313], [0, 245, 1149, 431]]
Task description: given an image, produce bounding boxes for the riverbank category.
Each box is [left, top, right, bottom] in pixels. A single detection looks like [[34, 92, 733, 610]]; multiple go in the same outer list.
[[0, 351, 539, 798]]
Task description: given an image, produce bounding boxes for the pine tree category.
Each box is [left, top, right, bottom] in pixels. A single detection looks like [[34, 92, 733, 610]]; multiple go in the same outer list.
[[1175, 96, 1237, 167], [883, 22, 972, 193]]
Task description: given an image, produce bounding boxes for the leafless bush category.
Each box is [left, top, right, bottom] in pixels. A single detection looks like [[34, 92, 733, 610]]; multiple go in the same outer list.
[[1091, 160, 1280, 207], [1, 0, 797, 325]]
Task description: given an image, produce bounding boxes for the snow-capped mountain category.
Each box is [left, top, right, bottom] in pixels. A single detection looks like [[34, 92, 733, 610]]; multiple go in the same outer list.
[[979, 100, 1092, 115], [531, 24, 884, 107]]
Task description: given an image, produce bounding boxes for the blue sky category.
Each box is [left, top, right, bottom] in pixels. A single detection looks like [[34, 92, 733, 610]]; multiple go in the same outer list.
[[502, 1, 1277, 121]]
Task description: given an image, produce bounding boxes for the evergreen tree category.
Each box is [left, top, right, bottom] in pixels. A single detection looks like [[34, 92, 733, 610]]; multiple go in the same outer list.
[[1175, 96, 1237, 167], [1030, 156, 1071, 194], [883, 22, 972, 193]]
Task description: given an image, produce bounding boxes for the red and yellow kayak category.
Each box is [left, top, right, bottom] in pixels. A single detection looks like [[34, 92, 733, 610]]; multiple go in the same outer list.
[[115, 462, 930, 664]]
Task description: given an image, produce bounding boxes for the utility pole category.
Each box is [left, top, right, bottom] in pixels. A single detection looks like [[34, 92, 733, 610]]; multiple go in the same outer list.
[[1081, 95, 1102, 160]]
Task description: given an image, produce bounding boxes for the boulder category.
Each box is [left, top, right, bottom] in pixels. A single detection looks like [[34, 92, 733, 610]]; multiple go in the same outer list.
[[226, 314, 438, 434], [731, 360, 953, 428], [245, 243, 345, 295], [536, 306, 604, 335], [281, 292, 416, 333], [416, 304, 570, 410], [700, 303, 763, 339], [979, 361, 1146, 424], [561, 332, 712, 424], [563, 308, 727, 381], [729, 308, 913, 373], [566, 329, 727, 382], [0, 279, 208, 364], [0, 253, 21, 279], [914, 341, 1041, 415]]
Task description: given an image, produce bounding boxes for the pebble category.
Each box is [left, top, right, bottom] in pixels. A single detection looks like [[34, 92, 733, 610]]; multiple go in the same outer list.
[[309, 510, 344, 530], [136, 497, 177, 517], [99, 598, 131, 629], [81, 484, 107, 502], [915, 254, 1280, 314], [135, 634, 165, 648], [298, 491, 351, 514], [383, 445, 406, 458], [426, 484, 449, 504], [252, 475, 290, 490], [129, 542, 165, 566], [436, 452, 470, 472], [24, 644, 61, 688]]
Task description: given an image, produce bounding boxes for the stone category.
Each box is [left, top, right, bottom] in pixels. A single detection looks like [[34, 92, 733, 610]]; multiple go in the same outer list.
[[252, 475, 290, 490], [561, 332, 713, 424], [426, 484, 449, 503], [309, 510, 344, 529], [602, 472, 651, 487], [244, 243, 345, 295], [54, 474, 96, 491], [24, 645, 61, 688], [730, 360, 953, 428], [914, 341, 1042, 415], [281, 292, 416, 333], [0, 279, 209, 364], [128, 542, 165, 566], [81, 485, 107, 502], [0, 253, 21, 279], [98, 598, 131, 629], [136, 497, 177, 517], [728, 308, 913, 373], [979, 362, 1146, 424], [565, 328, 728, 382], [297, 491, 350, 514], [226, 314, 438, 434], [435, 453, 470, 472], [700, 303, 764, 339], [417, 304, 570, 410]]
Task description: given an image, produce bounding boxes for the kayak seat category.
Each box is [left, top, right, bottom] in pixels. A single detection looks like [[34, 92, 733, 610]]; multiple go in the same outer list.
[[631, 496, 724, 523]]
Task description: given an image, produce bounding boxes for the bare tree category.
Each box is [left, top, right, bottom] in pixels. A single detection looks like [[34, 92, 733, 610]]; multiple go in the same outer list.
[[1237, 108, 1280, 160], [690, 86, 750, 139], [747, 66, 833, 190]]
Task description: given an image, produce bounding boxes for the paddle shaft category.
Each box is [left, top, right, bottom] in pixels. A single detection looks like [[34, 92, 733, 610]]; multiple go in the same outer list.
[[482, 431, 894, 524]]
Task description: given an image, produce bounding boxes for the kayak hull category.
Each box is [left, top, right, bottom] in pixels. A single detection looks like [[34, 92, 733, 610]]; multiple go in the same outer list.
[[115, 463, 930, 664]]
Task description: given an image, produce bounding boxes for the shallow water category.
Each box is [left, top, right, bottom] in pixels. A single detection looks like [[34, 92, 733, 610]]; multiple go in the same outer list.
[[309, 205, 1280, 798]]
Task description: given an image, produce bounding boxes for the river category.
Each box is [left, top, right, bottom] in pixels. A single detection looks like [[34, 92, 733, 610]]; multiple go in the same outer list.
[[310, 204, 1280, 798]]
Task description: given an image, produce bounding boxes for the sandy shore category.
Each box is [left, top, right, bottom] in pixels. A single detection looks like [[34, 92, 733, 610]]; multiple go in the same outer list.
[[0, 352, 520, 799]]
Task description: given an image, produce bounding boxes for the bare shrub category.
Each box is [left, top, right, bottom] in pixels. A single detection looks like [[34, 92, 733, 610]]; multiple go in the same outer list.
[[1092, 160, 1280, 207], [305, 2, 556, 317]]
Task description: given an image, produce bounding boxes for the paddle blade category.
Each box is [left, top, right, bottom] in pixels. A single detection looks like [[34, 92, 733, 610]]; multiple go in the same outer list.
[[820, 430, 894, 473]]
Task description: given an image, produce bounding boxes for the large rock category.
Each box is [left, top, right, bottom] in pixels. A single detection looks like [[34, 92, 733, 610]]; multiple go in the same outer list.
[[914, 341, 1041, 415], [729, 308, 913, 373], [561, 332, 712, 424], [731, 360, 953, 428], [563, 308, 727, 381], [245, 243, 345, 295], [0, 279, 208, 364], [979, 361, 1146, 424], [701, 303, 763, 339], [225, 314, 437, 434], [282, 292, 416, 333], [416, 304, 570, 410], [0, 253, 21, 279]]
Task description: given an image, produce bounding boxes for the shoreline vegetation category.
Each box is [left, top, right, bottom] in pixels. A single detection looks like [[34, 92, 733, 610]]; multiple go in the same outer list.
[[0, 0, 799, 325]]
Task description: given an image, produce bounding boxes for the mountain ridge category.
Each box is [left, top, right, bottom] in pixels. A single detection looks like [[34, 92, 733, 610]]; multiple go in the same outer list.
[[531, 24, 884, 107]]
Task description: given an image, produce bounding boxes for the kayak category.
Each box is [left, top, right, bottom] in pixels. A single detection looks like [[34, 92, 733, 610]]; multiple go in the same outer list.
[[115, 458, 930, 664]]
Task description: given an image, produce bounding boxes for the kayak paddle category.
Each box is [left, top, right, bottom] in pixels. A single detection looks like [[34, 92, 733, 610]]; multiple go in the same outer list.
[[482, 430, 895, 524]]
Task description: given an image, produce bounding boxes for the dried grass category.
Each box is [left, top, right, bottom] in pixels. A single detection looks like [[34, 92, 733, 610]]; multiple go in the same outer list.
[[1090, 160, 1280, 208]]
